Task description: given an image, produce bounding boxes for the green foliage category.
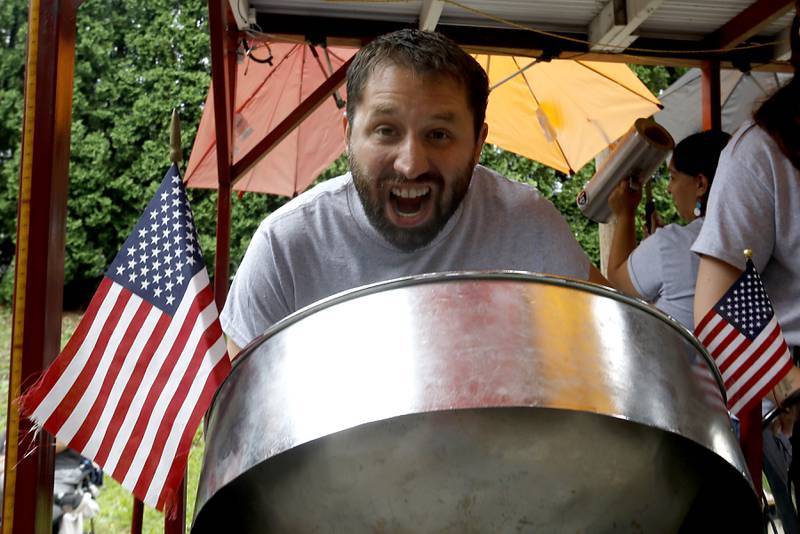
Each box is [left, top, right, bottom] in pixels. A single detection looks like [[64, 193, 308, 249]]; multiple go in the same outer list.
[[0, 2, 26, 275], [0, 0, 214, 307]]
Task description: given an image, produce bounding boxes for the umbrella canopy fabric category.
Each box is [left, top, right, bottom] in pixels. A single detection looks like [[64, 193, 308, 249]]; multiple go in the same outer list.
[[655, 68, 792, 143], [474, 56, 662, 174], [185, 43, 356, 196]]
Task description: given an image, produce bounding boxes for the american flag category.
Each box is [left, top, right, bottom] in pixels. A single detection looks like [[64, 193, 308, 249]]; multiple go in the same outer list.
[[694, 258, 793, 417], [19, 164, 230, 513]]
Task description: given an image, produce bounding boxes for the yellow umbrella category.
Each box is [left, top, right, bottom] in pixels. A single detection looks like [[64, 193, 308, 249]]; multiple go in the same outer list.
[[474, 55, 662, 174]]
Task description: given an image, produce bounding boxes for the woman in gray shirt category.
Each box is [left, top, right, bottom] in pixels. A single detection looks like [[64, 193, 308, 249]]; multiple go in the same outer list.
[[606, 130, 730, 328]]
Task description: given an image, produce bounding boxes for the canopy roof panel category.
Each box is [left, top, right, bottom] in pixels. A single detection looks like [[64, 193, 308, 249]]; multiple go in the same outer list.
[[240, 0, 796, 69]]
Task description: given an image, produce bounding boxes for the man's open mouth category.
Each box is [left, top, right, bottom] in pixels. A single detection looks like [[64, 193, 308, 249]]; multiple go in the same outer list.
[[390, 186, 432, 216]]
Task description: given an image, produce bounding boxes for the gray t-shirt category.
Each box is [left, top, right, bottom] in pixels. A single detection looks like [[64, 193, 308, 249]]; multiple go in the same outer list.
[[627, 217, 703, 329], [692, 121, 800, 346], [221, 165, 591, 348]]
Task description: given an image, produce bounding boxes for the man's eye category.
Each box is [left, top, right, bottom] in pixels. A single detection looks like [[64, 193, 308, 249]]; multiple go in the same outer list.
[[375, 126, 396, 137], [428, 130, 450, 141]]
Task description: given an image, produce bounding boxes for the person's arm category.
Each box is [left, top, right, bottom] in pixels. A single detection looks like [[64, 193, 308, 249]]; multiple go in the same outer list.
[[588, 264, 610, 286], [693, 255, 741, 326], [606, 179, 642, 298], [226, 337, 242, 361]]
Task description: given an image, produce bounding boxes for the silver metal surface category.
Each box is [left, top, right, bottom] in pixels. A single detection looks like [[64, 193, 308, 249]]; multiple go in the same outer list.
[[193, 272, 760, 532]]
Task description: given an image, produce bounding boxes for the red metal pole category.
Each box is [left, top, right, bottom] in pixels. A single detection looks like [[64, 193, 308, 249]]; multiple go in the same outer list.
[[739, 406, 763, 495], [130, 499, 144, 534], [2, 0, 81, 533], [701, 60, 722, 132]]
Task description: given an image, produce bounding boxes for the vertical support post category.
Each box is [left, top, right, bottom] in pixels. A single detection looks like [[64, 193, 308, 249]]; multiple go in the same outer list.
[[701, 60, 722, 132], [2, 0, 81, 533], [208, 0, 237, 307]]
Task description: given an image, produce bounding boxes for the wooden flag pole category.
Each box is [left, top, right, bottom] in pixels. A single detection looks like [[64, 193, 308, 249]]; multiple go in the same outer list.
[[165, 108, 187, 534]]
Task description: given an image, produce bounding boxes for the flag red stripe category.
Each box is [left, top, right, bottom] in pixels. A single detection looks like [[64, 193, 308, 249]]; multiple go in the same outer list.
[[156, 354, 231, 512], [133, 308, 222, 497], [94, 311, 171, 467], [694, 308, 717, 336], [19, 279, 113, 411], [729, 351, 793, 415], [724, 323, 781, 387], [112, 287, 215, 482], [44, 290, 132, 434], [708, 327, 740, 369], [727, 339, 791, 409], [68, 299, 153, 453], [698, 317, 728, 349], [718, 334, 750, 376]]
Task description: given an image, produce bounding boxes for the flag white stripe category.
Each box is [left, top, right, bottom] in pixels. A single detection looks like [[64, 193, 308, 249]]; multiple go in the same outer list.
[[703, 323, 734, 359], [58, 293, 143, 443], [730, 347, 792, 415], [30, 284, 123, 425], [697, 314, 724, 344], [81, 306, 163, 459], [144, 335, 227, 505], [122, 294, 218, 491], [103, 271, 205, 474], [726, 327, 787, 398], [721, 318, 781, 383], [712, 331, 748, 371]]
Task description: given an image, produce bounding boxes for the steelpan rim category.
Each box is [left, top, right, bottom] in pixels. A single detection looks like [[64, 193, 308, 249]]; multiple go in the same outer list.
[[224, 270, 725, 404]]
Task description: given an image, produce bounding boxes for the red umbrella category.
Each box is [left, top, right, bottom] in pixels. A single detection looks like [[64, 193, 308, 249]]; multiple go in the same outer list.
[[185, 42, 357, 196]]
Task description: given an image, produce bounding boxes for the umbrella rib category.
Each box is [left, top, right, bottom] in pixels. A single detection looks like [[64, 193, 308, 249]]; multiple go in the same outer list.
[[515, 57, 574, 174], [721, 73, 741, 111], [238, 43, 302, 114], [293, 48, 307, 195], [489, 57, 539, 90], [576, 61, 662, 108]]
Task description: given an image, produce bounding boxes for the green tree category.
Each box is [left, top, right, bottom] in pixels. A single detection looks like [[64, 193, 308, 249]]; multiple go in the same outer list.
[[0, 0, 27, 299]]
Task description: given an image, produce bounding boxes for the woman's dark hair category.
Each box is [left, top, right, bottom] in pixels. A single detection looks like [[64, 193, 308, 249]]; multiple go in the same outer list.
[[753, 13, 800, 170], [671, 129, 731, 215], [345, 29, 489, 141]]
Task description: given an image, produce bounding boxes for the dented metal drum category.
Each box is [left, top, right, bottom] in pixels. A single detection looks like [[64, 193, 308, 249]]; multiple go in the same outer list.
[[192, 272, 761, 533]]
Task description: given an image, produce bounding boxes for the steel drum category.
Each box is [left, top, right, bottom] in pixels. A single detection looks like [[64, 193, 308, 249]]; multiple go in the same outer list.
[[192, 272, 761, 533]]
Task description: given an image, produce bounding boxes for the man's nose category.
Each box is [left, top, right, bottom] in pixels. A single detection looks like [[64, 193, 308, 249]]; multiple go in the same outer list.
[[393, 135, 431, 179]]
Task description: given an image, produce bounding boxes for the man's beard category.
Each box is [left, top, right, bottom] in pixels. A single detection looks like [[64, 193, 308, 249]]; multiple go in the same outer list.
[[349, 152, 473, 252]]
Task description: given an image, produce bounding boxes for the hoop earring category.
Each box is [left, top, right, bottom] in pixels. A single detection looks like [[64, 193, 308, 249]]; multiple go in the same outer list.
[[693, 200, 702, 218]]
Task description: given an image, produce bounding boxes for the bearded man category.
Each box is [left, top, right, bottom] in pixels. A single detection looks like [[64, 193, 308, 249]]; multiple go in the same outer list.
[[221, 29, 607, 357]]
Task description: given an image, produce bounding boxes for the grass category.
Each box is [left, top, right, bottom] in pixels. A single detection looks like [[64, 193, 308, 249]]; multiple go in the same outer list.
[[0, 306, 206, 533]]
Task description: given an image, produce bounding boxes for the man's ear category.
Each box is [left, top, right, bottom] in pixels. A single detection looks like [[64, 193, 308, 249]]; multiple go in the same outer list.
[[473, 122, 489, 163], [343, 112, 351, 154]]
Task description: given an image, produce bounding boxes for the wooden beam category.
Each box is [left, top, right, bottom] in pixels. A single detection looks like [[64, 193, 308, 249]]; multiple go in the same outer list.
[[208, 0, 237, 305], [701, 60, 722, 132], [3, 0, 81, 532], [589, 0, 666, 53], [710, 0, 794, 49], [231, 55, 355, 183], [419, 0, 445, 31]]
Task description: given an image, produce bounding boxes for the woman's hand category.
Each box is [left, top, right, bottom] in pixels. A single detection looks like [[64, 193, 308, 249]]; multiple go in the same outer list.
[[608, 178, 642, 218]]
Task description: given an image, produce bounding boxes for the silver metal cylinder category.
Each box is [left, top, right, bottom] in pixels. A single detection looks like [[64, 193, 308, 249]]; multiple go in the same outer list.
[[577, 117, 675, 223]]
